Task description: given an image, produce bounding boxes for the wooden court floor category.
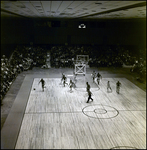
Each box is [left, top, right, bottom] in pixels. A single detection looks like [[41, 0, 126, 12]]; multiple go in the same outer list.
[[14, 75, 146, 149]]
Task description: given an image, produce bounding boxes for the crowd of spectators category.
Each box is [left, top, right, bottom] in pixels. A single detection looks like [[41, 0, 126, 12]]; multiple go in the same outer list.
[[50, 45, 92, 68], [50, 45, 144, 67], [1, 45, 47, 104], [1, 54, 15, 104], [1, 44, 146, 104], [50, 45, 146, 83]]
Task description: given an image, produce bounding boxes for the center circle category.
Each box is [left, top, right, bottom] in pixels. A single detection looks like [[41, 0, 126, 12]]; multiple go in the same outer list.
[[82, 104, 119, 119], [94, 108, 107, 114]]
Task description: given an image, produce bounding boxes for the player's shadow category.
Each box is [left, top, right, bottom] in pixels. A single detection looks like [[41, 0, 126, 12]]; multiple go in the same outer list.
[[86, 101, 93, 103], [107, 90, 112, 93]]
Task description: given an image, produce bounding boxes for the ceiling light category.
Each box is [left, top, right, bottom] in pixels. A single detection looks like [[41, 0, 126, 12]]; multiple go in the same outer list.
[[78, 24, 86, 28]]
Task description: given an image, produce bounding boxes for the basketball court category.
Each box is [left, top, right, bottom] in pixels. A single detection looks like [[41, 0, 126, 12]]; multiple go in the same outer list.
[[1, 69, 145, 149]]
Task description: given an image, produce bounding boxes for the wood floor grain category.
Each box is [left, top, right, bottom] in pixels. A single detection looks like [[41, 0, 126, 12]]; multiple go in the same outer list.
[[15, 77, 146, 149]]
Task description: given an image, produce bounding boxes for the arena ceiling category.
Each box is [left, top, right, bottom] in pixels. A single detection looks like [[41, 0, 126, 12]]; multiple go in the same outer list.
[[1, 1, 146, 20]]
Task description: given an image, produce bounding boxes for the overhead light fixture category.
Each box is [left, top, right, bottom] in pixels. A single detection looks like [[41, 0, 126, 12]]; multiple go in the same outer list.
[[78, 24, 86, 28]]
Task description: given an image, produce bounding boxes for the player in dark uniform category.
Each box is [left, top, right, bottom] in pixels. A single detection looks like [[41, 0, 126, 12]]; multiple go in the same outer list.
[[39, 78, 45, 92], [86, 82, 91, 92], [60, 73, 68, 87], [69, 79, 75, 92], [86, 90, 93, 103], [96, 72, 102, 85], [116, 81, 121, 94], [61, 73, 65, 83], [63, 74, 68, 87]]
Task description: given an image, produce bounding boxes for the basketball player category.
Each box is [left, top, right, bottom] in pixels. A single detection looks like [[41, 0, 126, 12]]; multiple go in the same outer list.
[[96, 72, 102, 85], [61, 73, 68, 87], [69, 79, 75, 92], [71, 78, 76, 88], [107, 81, 112, 92], [63, 74, 68, 87], [38, 78, 45, 92], [116, 81, 121, 94], [86, 82, 91, 92], [86, 90, 93, 103], [73, 71, 77, 85], [91, 70, 96, 83], [61, 73, 65, 84]]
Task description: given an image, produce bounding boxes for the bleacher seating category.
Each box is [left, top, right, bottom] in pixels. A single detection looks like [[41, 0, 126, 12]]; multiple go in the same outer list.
[[1, 44, 146, 104]]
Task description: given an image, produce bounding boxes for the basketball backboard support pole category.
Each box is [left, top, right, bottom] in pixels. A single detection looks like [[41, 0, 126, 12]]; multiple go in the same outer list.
[[76, 55, 89, 64], [75, 64, 86, 75]]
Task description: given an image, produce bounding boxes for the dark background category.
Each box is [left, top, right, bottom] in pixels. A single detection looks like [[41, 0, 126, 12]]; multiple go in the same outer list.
[[1, 17, 146, 57]]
